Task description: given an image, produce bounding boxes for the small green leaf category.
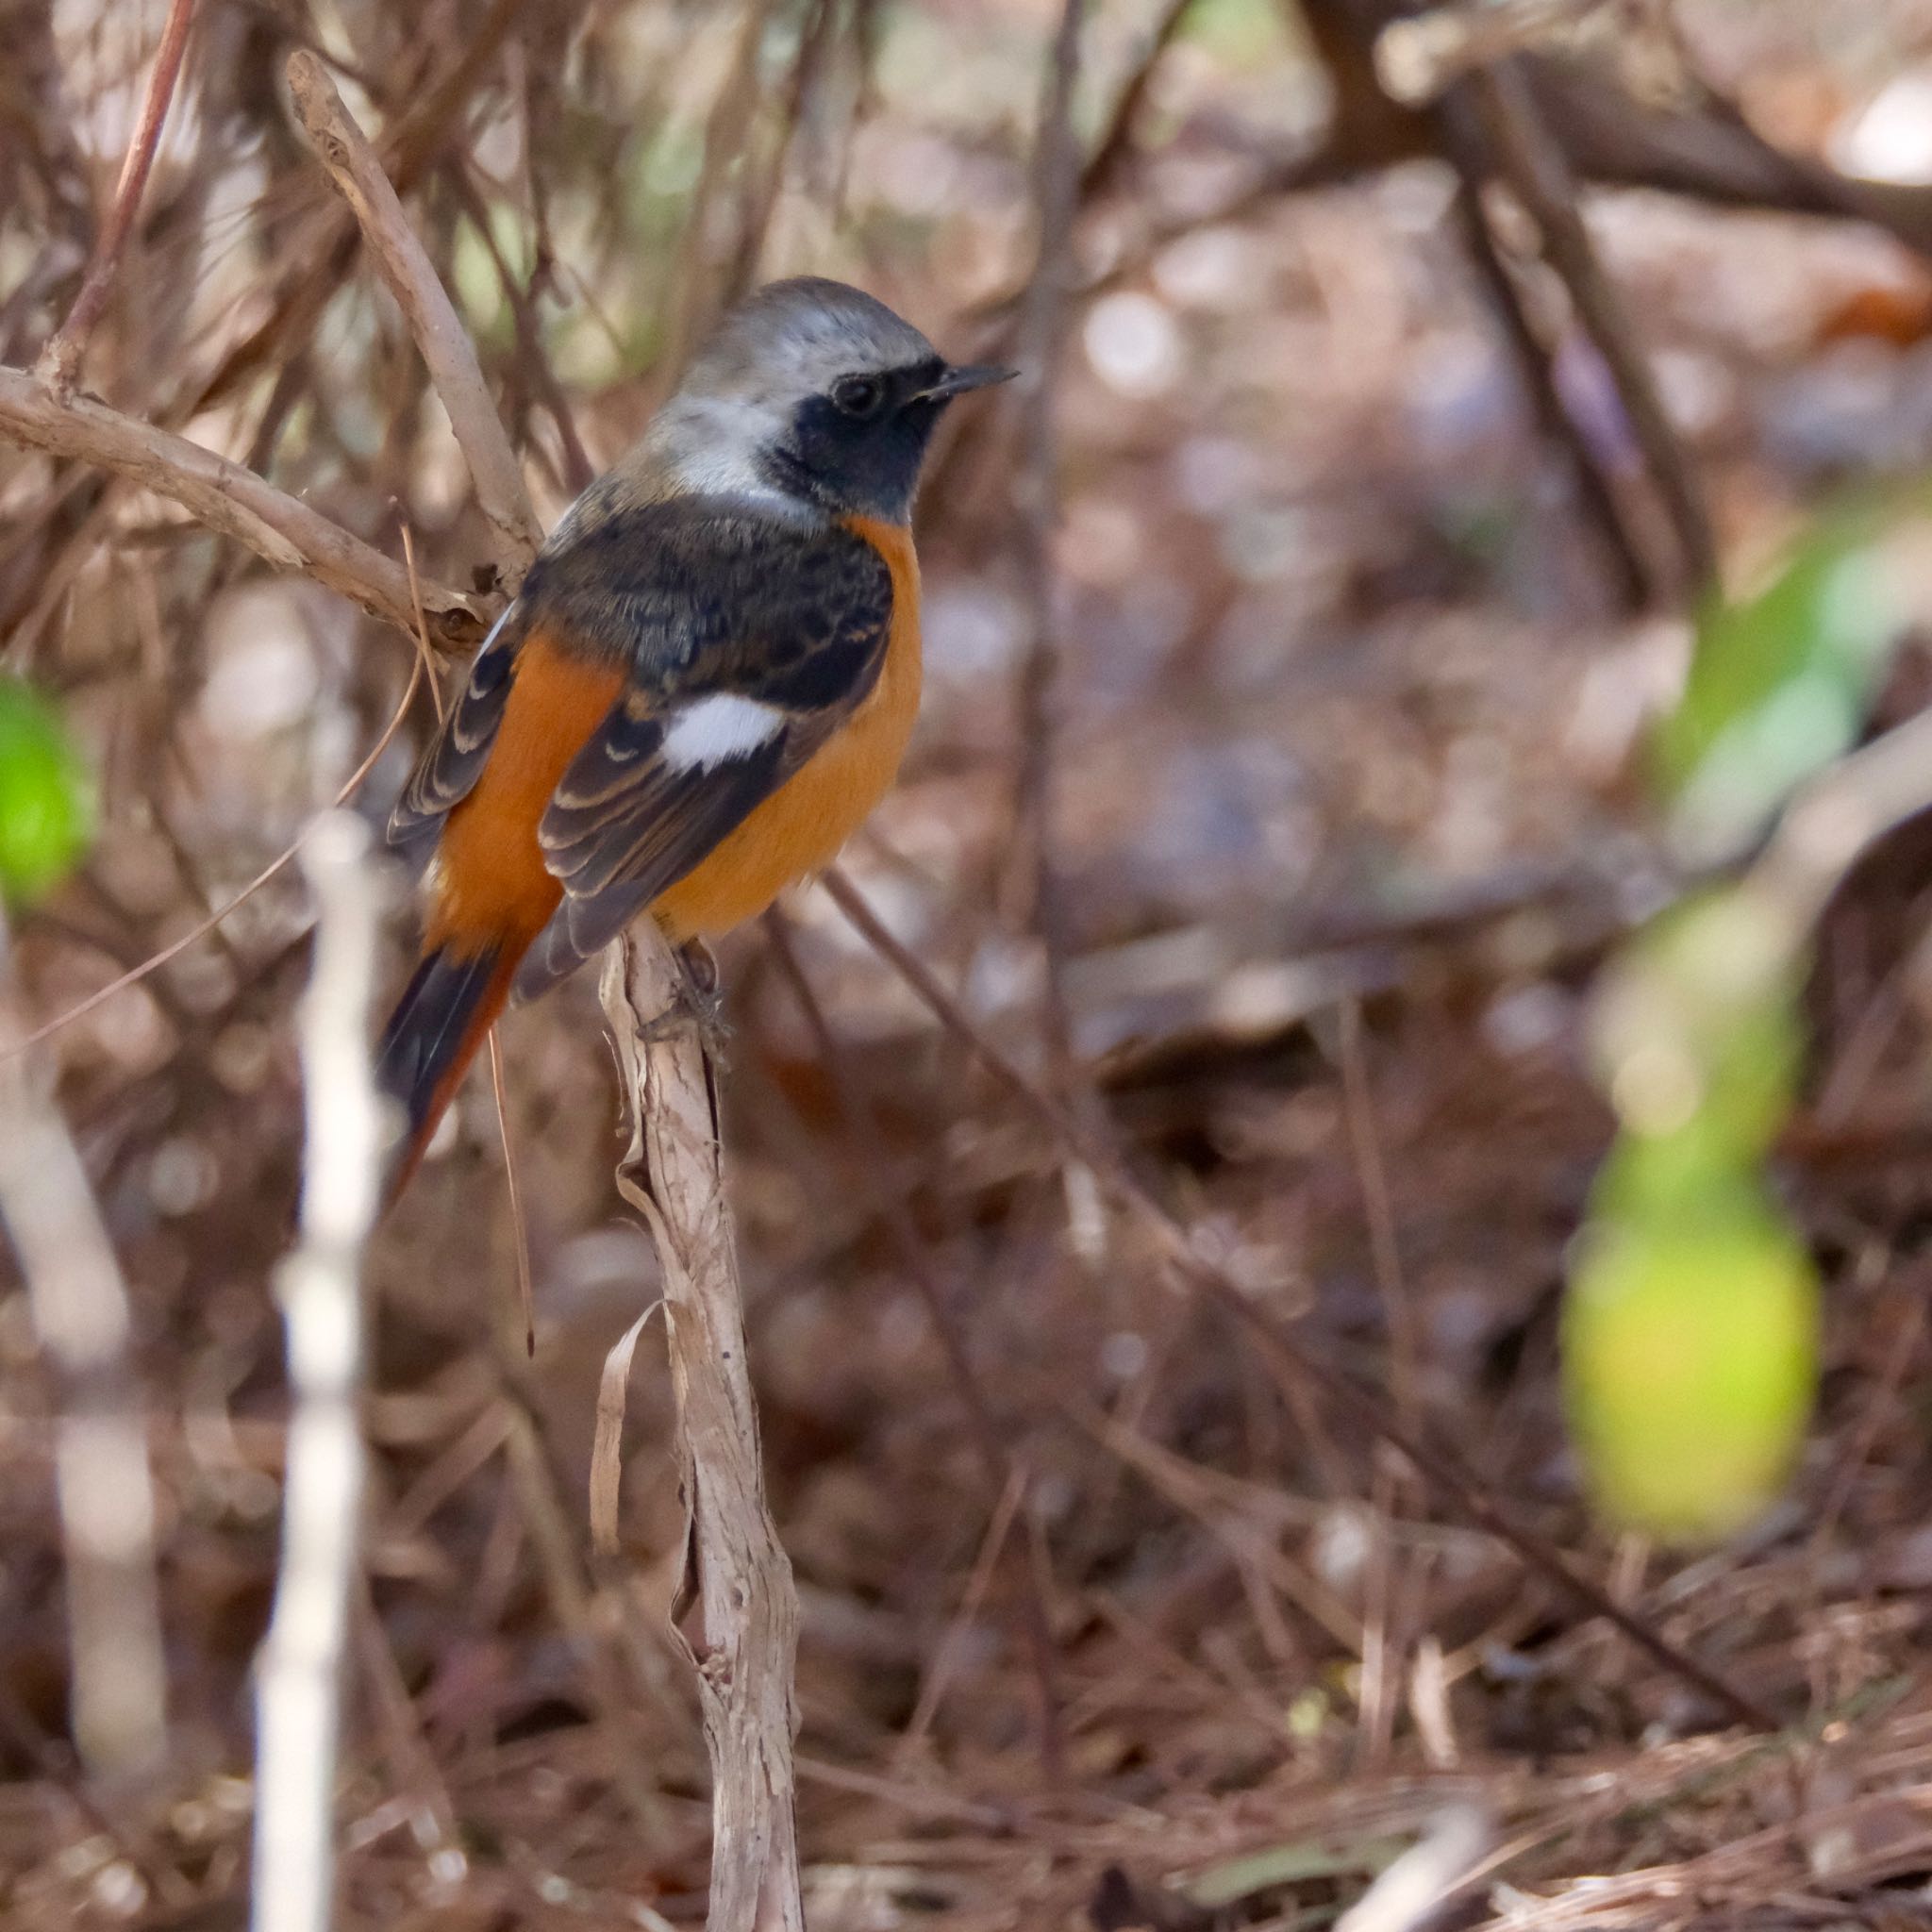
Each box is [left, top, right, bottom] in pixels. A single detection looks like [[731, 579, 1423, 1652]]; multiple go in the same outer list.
[[1564, 1174, 1819, 1541], [1656, 501, 1924, 858], [0, 676, 94, 906]]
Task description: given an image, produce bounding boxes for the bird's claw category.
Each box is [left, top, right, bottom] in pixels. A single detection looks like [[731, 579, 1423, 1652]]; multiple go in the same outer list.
[[639, 939, 731, 1062]]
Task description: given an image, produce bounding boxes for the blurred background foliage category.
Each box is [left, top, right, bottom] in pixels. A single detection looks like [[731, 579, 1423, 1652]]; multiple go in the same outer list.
[[1570, 491, 1930, 1539], [9, 0, 1932, 1924]]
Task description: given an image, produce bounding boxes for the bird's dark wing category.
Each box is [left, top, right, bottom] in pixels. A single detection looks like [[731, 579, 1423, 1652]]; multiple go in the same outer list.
[[509, 499, 896, 998], [388, 602, 532, 858]]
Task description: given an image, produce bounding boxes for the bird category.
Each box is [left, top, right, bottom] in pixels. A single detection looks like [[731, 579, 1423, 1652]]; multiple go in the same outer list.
[[375, 275, 1013, 1200]]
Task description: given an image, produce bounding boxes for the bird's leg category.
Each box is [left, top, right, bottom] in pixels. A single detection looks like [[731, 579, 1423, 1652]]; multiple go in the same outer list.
[[639, 936, 732, 1062]]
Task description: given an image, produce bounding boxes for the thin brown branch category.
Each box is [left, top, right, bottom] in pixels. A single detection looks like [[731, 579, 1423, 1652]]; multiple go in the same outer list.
[[398, 523, 449, 723], [488, 1027, 535, 1357], [286, 51, 542, 587], [0, 364, 488, 647], [1751, 702, 1932, 926], [1467, 58, 1717, 593], [1524, 52, 1932, 255], [352, 1576, 460, 1864], [1008, 0, 1087, 1066], [1441, 139, 1653, 608], [599, 933, 804, 1932], [1303, 0, 1932, 257], [724, 0, 840, 305], [659, 0, 780, 381], [1077, 0, 1195, 202], [820, 865, 1778, 1734], [1338, 1001, 1418, 1425], [497, 1404, 680, 1841], [36, 0, 197, 397], [896, 1468, 1026, 1761]]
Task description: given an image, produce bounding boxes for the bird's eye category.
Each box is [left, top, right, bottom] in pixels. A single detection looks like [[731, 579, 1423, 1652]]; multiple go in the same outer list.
[[830, 375, 885, 419]]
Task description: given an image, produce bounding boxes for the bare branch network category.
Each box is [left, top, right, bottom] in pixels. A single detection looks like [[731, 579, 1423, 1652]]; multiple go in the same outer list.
[[2, 38, 806, 1932]]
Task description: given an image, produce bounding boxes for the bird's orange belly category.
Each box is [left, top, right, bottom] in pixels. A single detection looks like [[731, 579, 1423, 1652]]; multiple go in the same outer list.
[[651, 517, 923, 940]]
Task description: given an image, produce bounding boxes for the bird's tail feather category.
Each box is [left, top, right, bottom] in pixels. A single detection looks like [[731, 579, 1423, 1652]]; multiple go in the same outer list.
[[375, 940, 519, 1207]]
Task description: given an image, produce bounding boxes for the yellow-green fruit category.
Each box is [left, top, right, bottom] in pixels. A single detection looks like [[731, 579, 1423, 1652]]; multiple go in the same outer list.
[[1563, 1183, 1819, 1541]]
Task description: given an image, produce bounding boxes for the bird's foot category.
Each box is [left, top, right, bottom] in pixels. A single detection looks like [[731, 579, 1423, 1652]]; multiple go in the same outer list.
[[640, 938, 731, 1063]]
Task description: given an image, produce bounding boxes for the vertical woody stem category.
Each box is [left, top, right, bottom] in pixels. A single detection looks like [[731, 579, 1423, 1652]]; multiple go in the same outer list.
[[599, 933, 804, 1932]]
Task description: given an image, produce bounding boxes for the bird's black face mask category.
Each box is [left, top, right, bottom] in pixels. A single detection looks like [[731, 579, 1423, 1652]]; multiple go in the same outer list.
[[773, 358, 1014, 521]]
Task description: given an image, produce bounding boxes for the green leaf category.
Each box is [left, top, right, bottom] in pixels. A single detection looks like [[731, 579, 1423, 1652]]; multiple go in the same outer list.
[[1655, 500, 1924, 858], [0, 677, 94, 906], [1564, 1172, 1819, 1541]]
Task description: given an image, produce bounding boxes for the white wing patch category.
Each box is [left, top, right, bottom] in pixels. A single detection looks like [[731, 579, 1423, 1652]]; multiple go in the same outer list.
[[660, 692, 786, 773]]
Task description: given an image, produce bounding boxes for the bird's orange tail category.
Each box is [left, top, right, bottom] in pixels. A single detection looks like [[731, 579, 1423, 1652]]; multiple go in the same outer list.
[[375, 941, 520, 1206]]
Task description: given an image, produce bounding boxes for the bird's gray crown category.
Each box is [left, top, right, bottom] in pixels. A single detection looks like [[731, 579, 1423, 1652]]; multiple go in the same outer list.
[[675, 276, 940, 408], [558, 278, 956, 532]]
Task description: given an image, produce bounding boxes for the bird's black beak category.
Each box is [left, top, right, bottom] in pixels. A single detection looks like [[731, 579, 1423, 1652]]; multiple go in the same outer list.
[[917, 362, 1018, 402]]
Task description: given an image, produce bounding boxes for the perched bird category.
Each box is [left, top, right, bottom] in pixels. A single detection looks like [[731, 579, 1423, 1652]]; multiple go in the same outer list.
[[375, 276, 1011, 1198]]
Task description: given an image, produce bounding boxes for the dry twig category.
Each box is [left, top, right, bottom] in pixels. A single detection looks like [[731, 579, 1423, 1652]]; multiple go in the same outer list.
[[1334, 1804, 1491, 1932], [488, 1026, 536, 1355], [1008, 0, 1087, 1069], [1753, 704, 1932, 932], [0, 364, 487, 645], [286, 53, 543, 587], [444, 162, 596, 497], [1437, 126, 1653, 607], [36, 0, 198, 397], [599, 934, 805, 1932], [1468, 58, 1717, 593]]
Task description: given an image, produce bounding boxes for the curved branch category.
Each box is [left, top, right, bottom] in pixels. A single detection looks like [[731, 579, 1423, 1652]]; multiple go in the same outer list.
[[0, 364, 489, 649]]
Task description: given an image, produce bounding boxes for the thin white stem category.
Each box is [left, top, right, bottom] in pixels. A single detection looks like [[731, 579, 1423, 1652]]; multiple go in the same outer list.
[[0, 914, 167, 1776], [251, 812, 384, 1932]]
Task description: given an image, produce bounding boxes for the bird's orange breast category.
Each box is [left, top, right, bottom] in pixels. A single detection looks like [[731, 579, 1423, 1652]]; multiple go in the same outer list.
[[650, 514, 923, 941]]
